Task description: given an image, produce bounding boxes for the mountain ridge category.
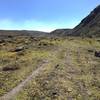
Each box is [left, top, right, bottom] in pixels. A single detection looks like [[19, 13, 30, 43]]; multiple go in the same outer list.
[[50, 5, 100, 37]]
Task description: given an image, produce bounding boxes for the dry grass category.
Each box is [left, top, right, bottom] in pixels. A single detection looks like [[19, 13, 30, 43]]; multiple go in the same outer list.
[[0, 36, 100, 100]]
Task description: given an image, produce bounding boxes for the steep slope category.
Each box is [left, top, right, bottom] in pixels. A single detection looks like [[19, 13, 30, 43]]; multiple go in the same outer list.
[[71, 5, 100, 37]]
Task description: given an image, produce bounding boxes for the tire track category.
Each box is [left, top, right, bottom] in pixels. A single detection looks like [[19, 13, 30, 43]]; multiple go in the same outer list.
[[0, 60, 49, 100]]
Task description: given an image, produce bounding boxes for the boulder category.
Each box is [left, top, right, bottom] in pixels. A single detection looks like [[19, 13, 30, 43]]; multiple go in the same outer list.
[[0, 40, 5, 43], [11, 46, 24, 52], [88, 49, 94, 53], [2, 65, 19, 71], [94, 51, 100, 57]]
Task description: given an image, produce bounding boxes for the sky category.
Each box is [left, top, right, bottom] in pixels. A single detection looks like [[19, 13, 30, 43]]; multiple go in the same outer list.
[[0, 0, 100, 32]]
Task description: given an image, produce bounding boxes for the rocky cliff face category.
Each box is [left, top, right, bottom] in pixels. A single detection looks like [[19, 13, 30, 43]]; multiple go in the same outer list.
[[71, 5, 100, 37]]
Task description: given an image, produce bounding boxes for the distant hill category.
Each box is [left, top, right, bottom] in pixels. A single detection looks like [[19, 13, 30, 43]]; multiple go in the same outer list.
[[0, 30, 48, 38], [50, 29, 72, 37], [70, 5, 100, 37]]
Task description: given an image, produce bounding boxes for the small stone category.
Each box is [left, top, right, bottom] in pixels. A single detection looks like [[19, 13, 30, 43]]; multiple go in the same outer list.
[[68, 87, 73, 92], [87, 91, 92, 96], [10, 46, 24, 52]]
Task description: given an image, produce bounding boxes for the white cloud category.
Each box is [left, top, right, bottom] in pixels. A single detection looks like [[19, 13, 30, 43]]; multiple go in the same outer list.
[[0, 19, 57, 32], [0, 19, 78, 32]]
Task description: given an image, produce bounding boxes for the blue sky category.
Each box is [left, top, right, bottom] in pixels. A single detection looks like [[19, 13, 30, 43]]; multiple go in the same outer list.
[[0, 0, 100, 32]]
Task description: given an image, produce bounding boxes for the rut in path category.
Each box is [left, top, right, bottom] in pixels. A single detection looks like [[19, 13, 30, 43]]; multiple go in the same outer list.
[[0, 60, 49, 100]]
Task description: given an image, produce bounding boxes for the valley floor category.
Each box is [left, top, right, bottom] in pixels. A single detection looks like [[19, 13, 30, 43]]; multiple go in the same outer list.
[[0, 36, 100, 100]]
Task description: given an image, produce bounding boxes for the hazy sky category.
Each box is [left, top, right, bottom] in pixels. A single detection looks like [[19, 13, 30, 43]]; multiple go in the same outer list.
[[0, 0, 100, 32]]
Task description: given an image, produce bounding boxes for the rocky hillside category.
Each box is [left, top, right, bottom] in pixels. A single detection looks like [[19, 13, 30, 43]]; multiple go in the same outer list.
[[52, 5, 100, 37], [71, 5, 100, 37]]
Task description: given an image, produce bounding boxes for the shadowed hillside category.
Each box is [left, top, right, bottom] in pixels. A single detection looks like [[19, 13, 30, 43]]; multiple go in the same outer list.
[[50, 5, 100, 37], [71, 5, 100, 37], [50, 29, 72, 37]]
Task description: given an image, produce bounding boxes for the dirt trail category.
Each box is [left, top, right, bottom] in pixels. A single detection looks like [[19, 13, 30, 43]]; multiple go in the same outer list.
[[0, 42, 89, 100], [65, 49, 89, 100], [0, 44, 63, 100], [0, 60, 49, 100]]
